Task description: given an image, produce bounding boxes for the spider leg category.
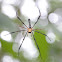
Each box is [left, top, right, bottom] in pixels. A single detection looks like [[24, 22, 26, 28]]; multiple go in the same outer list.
[[18, 32, 27, 56], [34, 31, 51, 41], [4, 30, 26, 36], [32, 5, 41, 28], [32, 32, 42, 59], [19, 26, 26, 29], [16, 11, 28, 28]]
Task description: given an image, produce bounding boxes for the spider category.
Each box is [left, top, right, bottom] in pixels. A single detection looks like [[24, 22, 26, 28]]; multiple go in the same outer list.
[[8, 5, 50, 58]]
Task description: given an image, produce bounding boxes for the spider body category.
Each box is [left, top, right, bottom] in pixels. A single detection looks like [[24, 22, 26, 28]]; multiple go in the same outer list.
[[27, 28, 32, 33], [27, 19, 32, 33]]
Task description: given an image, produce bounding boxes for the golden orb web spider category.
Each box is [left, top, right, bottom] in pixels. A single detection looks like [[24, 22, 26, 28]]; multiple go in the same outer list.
[[8, 6, 51, 58]]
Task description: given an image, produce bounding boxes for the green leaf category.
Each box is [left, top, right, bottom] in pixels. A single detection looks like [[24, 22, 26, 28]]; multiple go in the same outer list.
[[34, 30, 50, 62]]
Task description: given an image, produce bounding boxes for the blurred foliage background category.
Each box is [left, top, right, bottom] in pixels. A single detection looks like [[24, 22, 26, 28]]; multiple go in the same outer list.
[[0, 0, 62, 62]]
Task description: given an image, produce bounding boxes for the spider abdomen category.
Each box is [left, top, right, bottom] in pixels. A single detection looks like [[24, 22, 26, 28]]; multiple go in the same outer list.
[[27, 28, 32, 33]]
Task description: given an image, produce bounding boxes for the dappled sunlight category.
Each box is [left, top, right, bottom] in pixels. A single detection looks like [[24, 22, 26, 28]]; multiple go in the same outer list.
[[0, 31, 12, 42]]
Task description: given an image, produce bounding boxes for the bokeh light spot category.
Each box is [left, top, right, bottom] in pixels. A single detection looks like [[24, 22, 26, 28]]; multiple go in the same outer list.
[[1, 31, 12, 42], [21, 0, 39, 21], [48, 13, 59, 23], [46, 32, 56, 43], [2, 4, 16, 18], [2, 55, 13, 62]]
